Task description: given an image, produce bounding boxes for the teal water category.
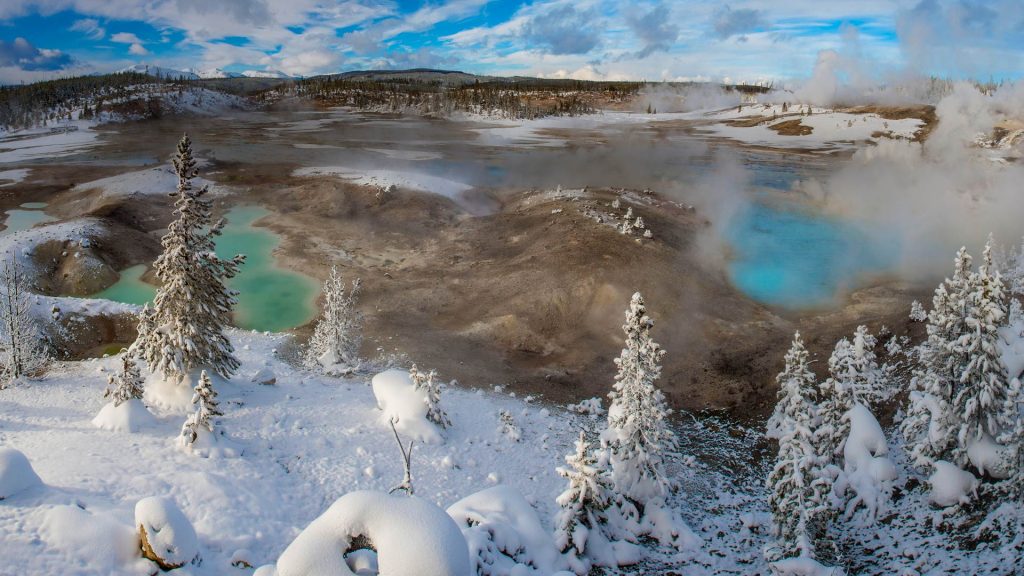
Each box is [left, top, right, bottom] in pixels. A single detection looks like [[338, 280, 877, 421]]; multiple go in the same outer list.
[[92, 206, 319, 332], [2, 203, 55, 235], [725, 201, 896, 309]]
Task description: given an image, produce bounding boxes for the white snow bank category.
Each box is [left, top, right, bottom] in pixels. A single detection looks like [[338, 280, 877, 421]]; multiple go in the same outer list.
[[294, 166, 472, 199], [447, 484, 563, 575], [135, 496, 200, 569], [0, 168, 30, 185], [270, 490, 470, 576], [840, 404, 896, 521], [0, 120, 101, 164], [928, 460, 979, 507], [73, 165, 216, 198], [698, 108, 922, 151], [0, 447, 43, 499], [92, 398, 158, 433], [40, 505, 143, 573], [770, 555, 847, 575], [371, 369, 443, 444]]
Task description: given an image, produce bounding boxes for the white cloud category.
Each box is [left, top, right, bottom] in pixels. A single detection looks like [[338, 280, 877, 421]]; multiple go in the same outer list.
[[111, 32, 144, 44], [70, 18, 106, 40], [128, 43, 149, 55]]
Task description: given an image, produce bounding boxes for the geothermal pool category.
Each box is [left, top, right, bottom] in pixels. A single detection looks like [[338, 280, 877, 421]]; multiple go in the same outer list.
[[1, 202, 54, 235], [94, 206, 318, 332]]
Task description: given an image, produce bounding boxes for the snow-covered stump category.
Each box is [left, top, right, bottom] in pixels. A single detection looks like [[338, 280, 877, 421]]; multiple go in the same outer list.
[[0, 447, 43, 499], [447, 485, 564, 575], [135, 497, 200, 571], [266, 490, 469, 576], [371, 369, 443, 444], [92, 398, 158, 432]]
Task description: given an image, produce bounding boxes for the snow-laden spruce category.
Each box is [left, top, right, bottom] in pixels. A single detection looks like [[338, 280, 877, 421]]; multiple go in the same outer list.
[[0, 257, 49, 387], [765, 332, 831, 563], [179, 370, 235, 457], [600, 292, 696, 552], [93, 349, 157, 432], [304, 266, 363, 373], [136, 134, 245, 395], [818, 325, 881, 463], [554, 431, 615, 573], [409, 364, 450, 429], [902, 241, 1021, 479]]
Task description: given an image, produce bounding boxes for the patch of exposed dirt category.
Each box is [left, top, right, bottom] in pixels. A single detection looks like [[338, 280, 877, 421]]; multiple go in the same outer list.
[[769, 119, 814, 136]]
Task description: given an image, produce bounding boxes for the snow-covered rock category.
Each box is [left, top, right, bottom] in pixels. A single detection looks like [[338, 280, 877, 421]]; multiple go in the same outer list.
[[251, 367, 277, 385], [270, 490, 470, 576], [92, 398, 157, 433], [40, 505, 143, 573], [135, 496, 200, 570], [928, 461, 980, 507], [447, 484, 563, 575], [841, 404, 896, 520], [371, 369, 443, 443], [0, 447, 42, 499]]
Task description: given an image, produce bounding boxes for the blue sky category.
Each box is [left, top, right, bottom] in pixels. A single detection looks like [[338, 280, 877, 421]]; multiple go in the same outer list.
[[0, 0, 1022, 84]]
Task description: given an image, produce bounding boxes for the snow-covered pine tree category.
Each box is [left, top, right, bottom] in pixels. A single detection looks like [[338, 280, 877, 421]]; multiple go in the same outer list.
[[951, 241, 1017, 466], [410, 364, 450, 429], [105, 349, 144, 406], [817, 338, 855, 462], [910, 300, 927, 322], [0, 257, 49, 387], [602, 292, 678, 505], [554, 431, 612, 573], [766, 332, 830, 561], [304, 266, 363, 371], [180, 370, 222, 446], [138, 134, 245, 386]]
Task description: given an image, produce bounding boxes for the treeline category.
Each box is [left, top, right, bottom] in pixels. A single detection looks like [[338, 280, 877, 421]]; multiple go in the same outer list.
[[286, 77, 642, 119], [0, 72, 161, 131]]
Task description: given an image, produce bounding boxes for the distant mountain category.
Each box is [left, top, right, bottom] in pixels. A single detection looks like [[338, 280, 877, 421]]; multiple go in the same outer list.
[[118, 64, 199, 80], [242, 69, 295, 79], [190, 68, 244, 79]]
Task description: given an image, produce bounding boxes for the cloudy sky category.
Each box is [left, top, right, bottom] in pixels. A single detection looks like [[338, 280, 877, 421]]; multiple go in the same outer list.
[[0, 0, 1022, 84]]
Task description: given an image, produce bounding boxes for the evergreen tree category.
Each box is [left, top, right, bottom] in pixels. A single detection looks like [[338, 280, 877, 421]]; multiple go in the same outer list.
[[951, 242, 1017, 463], [105, 349, 144, 406], [602, 292, 677, 505], [180, 370, 222, 446], [817, 338, 856, 462], [410, 364, 450, 429], [0, 257, 49, 387], [137, 134, 245, 385], [554, 431, 612, 572], [304, 266, 363, 370], [766, 332, 830, 561]]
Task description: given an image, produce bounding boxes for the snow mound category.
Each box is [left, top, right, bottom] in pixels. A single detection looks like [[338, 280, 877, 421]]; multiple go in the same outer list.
[[928, 461, 979, 507], [841, 404, 896, 520], [447, 484, 563, 575], [371, 369, 442, 444], [135, 496, 200, 570], [179, 425, 240, 459], [0, 447, 43, 499], [73, 165, 216, 198], [294, 166, 472, 199], [40, 505, 142, 573], [271, 490, 470, 576], [967, 433, 1015, 479], [92, 398, 157, 433]]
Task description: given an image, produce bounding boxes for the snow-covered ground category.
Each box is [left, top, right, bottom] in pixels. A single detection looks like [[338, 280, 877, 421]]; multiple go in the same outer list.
[[0, 120, 103, 164], [293, 166, 473, 199], [73, 164, 218, 199]]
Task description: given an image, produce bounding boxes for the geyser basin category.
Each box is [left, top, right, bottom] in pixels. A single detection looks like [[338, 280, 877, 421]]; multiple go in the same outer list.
[[725, 200, 896, 309], [92, 206, 318, 332]]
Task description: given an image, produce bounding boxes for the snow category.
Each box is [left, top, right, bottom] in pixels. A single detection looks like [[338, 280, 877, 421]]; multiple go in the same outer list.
[[119, 64, 199, 80], [770, 555, 847, 575], [294, 166, 472, 199], [928, 460, 980, 507], [267, 490, 470, 576], [92, 398, 158, 433], [966, 433, 1014, 479], [135, 496, 200, 569], [0, 120, 101, 164], [0, 168, 30, 185], [371, 368, 443, 444], [243, 69, 294, 79], [40, 504, 145, 573], [367, 148, 443, 161], [447, 484, 563, 575], [72, 165, 218, 198], [0, 448, 43, 499], [840, 405, 896, 520]]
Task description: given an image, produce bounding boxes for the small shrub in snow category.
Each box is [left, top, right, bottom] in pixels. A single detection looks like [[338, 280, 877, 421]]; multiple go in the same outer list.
[[304, 266, 363, 373], [0, 447, 42, 500], [498, 409, 522, 442], [554, 431, 615, 573], [410, 364, 450, 429], [179, 370, 230, 456], [104, 349, 144, 406], [137, 134, 245, 388], [135, 496, 200, 571], [567, 397, 604, 416], [371, 369, 443, 443], [909, 300, 927, 322], [928, 460, 980, 507], [270, 491, 469, 576], [0, 257, 50, 387]]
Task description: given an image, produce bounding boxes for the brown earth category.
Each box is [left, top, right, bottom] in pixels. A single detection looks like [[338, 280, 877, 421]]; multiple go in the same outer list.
[[769, 119, 814, 136]]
